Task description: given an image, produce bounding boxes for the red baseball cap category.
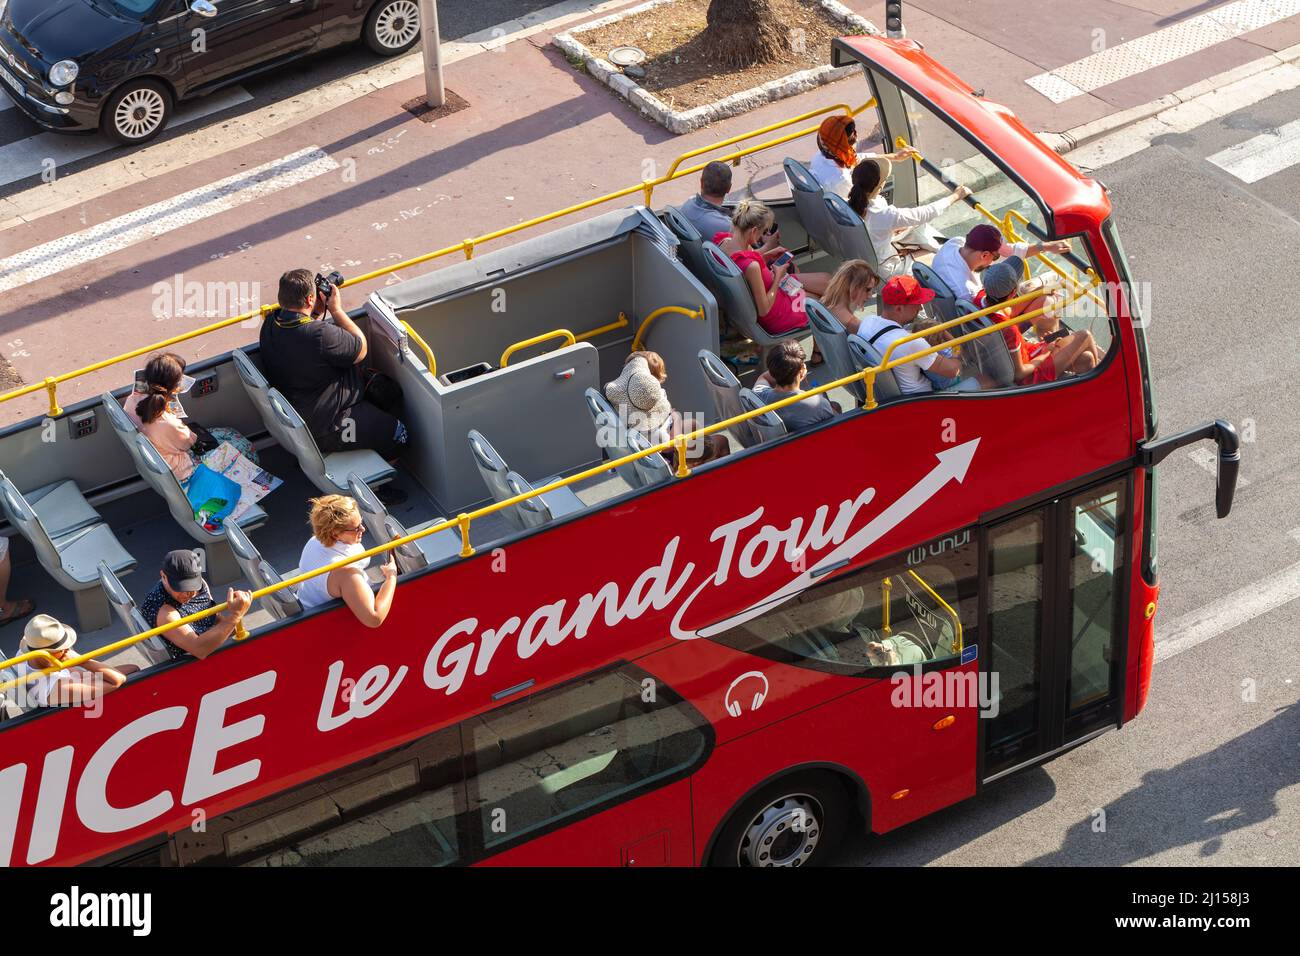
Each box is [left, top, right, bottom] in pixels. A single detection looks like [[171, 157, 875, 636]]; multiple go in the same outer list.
[[880, 275, 936, 306]]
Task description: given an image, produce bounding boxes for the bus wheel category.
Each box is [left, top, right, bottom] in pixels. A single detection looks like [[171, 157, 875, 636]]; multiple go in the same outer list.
[[710, 772, 850, 867]]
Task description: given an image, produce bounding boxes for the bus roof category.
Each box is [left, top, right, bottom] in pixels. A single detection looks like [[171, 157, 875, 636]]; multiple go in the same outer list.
[[834, 34, 1111, 234]]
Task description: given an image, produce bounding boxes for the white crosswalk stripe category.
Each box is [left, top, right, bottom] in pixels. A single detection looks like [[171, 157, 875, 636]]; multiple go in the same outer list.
[[0, 146, 339, 294], [1027, 0, 1300, 103], [0, 86, 252, 189], [1206, 115, 1300, 181]]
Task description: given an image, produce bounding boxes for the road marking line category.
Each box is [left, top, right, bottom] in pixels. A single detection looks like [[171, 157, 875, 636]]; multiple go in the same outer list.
[[0, 146, 338, 294], [0, 86, 252, 190], [1188, 446, 1250, 485], [1156, 559, 1300, 662], [1206, 114, 1300, 181], [1027, 0, 1300, 103]]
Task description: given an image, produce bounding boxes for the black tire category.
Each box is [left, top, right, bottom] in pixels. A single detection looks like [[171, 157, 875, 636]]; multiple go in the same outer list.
[[100, 79, 173, 145], [708, 771, 853, 867], [364, 0, 422, 56]]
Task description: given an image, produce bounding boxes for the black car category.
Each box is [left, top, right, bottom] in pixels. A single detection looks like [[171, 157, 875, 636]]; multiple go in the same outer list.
[[0, 0, 422, 144]]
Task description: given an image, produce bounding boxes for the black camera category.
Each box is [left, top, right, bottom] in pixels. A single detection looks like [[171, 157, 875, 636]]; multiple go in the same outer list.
[[315, 270, 345, 299]]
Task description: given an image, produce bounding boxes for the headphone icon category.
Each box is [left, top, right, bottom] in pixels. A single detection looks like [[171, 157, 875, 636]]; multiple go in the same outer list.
[[724, 670, 770, 717]]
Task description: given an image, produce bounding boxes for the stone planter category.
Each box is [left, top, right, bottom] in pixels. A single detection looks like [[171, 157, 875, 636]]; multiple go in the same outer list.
[[554, 0, 878, 134]]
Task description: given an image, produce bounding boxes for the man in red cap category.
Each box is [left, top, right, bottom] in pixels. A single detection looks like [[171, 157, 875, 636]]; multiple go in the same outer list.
[[932, 223, 1072, 301], [857, 276, 977, 395]]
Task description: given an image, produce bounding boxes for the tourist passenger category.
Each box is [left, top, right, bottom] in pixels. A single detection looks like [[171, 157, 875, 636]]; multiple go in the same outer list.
[[807, 114, 920, 199], [981, 258, 1100, 385], [909, 313, 963, 391], [298, 495, 398, 627], [124, 352, 257, 485], [13, 614, 138, 707], [679, 161, 737, 239], [818, 259, 880, 335], [847, 158, 971, 278], [931, 223, 1072, 301], [605, 352, 729, 466], [260, 269, 408, 460], [715, 201, 832, 335], [753, 341, 839, 433], [0, 540, 34, 628], [857, 276, 977, 395], [139, 550, 253, 661]]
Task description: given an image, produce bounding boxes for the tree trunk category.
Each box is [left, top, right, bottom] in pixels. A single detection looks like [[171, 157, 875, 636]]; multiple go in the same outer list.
[[703, 0, 788, 69]]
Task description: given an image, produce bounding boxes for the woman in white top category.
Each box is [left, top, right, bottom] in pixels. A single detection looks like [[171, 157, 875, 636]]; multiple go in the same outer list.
[[807, 114, 918, 199], [847, 158, 971, 279], [298, 495, 397, 627]]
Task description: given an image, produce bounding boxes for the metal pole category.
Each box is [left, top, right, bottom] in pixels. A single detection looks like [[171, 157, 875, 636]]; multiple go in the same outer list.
[[420, 0, 444, 108]]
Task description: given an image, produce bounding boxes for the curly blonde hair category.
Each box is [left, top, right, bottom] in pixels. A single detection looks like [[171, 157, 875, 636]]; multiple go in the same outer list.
[[308, 495, 361, 547]]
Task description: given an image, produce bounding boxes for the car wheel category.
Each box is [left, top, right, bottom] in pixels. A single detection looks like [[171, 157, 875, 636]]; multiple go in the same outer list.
[[708, 771, 853, 867], [364, 0, 421, 56], [101, 79, 172, 145]]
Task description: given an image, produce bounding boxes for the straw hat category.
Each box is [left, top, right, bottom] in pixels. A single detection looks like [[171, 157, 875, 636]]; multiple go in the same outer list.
[[605, 356, 672, 437], [21, 614, 77, 653]]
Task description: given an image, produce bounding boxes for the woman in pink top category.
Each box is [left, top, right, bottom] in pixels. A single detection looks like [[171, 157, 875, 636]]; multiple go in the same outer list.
[[124, 352, 256, 486], [715, 200, 832, 336]]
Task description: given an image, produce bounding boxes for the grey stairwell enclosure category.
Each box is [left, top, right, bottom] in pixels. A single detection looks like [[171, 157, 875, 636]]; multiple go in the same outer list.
[[0, 469, 136, 631], [230, 349, 396, 496], [367, 208, 721, 512]]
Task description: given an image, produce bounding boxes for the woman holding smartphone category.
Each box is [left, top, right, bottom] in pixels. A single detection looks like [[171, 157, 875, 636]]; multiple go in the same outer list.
[[714, 201, 832, 336]]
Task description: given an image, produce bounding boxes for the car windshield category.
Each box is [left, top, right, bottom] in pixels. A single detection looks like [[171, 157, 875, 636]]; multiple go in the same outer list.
[[104, 0, 165, 19]]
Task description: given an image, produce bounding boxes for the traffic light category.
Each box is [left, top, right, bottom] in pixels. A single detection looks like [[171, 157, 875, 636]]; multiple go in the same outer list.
[[886, 1, 906, 38]]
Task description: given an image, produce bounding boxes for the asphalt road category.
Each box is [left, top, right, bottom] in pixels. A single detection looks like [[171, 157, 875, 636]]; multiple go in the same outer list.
[[831, 86, 1300, 866]]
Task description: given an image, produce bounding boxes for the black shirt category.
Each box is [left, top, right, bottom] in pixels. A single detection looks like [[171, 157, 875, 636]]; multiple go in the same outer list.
[[259, 309, 363, 437]]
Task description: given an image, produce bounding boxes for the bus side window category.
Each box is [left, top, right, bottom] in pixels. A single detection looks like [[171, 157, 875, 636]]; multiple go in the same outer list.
[[464, 665, 709, 852]]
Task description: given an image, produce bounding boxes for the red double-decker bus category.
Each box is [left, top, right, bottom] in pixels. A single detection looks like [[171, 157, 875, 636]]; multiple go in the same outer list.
[[0, 33, 1238, 868]]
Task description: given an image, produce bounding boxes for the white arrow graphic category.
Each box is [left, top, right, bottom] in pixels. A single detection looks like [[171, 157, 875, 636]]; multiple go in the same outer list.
[[679, 438, 981, 640]]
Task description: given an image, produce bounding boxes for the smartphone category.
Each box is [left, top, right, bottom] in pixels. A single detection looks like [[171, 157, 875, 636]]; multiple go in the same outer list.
[[1042, 328, 1070, 343], [773, 251, 794, 267]]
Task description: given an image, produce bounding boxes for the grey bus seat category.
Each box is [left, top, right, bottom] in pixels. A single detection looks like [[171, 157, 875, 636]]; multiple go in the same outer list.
[[505, 471, 586, 531], [955, 299, 1015, 388], [625, 427, 674, 488], [698, 350, 760, 448], [347, 475, 460, 574], [583, 387, 641, 489], [806, 300, 865, 404], [699, 242, 806, 347], [661, 205, 714, 284], [739, 388, 787, 444], [467, 429, 585, 533], [824, 193, 879, 271], [0, 468, 135, 631], [97, 561, 169, 665], [100, 392, 269, 547], [847, 333, 903, 404], [912, 260, 960, 325], [784, 158, 836, 256], [231, 349, 395, 496], [223, 522, 303, 622]]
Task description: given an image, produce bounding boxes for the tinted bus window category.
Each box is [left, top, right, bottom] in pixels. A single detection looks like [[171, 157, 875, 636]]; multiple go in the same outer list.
[[707, 530, 978, 677], [465, 665, 709, 852]]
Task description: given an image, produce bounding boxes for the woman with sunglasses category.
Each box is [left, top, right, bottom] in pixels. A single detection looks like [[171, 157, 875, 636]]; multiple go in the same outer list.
[[298, 495, 398, 628], [123, 352, 257, 485], [818, 259, 881, 335], [808, 115, 919, 200], [848, 158, 972, 279]]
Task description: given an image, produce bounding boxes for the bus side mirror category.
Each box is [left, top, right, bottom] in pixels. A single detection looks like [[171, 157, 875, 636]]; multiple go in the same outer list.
[[1139, 419, 1240, 519]]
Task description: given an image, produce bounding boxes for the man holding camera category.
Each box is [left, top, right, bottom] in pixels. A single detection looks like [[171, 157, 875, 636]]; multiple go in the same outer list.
[[260, 269, 409, 463]]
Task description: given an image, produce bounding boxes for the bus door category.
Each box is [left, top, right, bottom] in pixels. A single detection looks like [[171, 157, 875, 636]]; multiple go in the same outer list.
[[981, 477, 1130, 781]]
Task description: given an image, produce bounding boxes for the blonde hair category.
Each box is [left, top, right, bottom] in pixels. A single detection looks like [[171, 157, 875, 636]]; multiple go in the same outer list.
[[821, 260, 879, 314], [730, 199, 774, 235], [909, 312, 951, 347], [309, 495, 361, 547], [625, 350, 666, 381]]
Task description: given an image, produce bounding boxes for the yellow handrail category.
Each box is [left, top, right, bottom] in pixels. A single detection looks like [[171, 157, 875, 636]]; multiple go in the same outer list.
[[500, 329, 576, 367], [664, 99, 874, 179], [630, 305, 705, 352], [401, 321, 436, 377], [906, 568, 963, 654], [881, 577, 892, 633], [2, 96, 873, 416], [0, 304, 1071, 697], [574, 314, 630, 342]]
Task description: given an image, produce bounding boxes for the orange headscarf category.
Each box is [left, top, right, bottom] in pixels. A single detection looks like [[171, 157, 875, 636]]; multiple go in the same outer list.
[[817, 115, 858, 170]]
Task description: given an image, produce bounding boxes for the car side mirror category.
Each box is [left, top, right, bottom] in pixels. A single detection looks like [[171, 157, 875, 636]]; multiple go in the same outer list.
[[190, 0, 217, 18]]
